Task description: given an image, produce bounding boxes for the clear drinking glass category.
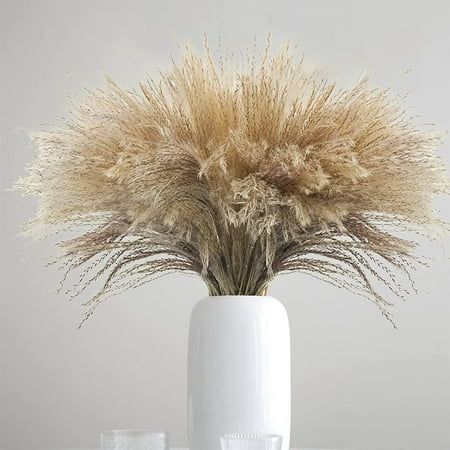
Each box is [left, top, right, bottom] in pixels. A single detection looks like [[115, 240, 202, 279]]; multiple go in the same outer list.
[[100, 429, 169, 450], [220, 433, 282, 450]]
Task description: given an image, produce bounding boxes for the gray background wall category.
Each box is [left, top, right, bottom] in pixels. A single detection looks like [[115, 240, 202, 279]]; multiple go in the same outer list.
[[1, 1, 449, 449]]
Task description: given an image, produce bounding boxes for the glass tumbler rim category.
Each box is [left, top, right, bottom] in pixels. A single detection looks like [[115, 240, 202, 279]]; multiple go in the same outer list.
[[221, 433, 282, 440], [101, 429, 168, 435]]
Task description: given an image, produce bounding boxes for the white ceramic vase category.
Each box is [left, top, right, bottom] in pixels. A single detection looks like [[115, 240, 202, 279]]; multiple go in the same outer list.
[[187, 296, 291, 450]]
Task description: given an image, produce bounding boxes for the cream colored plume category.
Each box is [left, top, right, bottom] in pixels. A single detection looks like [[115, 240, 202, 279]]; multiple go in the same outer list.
[[17, 41, 448, 325]]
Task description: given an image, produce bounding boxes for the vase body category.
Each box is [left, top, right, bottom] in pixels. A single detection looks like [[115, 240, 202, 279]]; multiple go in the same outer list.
[[187, 296, 291, 450]]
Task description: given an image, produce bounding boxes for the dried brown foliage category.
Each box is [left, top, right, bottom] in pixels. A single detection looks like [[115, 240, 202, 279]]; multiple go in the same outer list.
[[18, 43, 448, 325]]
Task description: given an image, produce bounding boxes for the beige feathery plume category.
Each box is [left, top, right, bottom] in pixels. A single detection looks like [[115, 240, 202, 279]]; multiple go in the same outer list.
[[17, 41, 448, 325]]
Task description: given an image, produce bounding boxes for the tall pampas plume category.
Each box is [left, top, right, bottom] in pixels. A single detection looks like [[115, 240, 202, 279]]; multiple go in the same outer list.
[[17, 40, 448, 326]]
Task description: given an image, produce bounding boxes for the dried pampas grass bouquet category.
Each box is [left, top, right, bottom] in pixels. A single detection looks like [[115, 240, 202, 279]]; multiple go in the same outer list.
[[18, 41, 448, 325]]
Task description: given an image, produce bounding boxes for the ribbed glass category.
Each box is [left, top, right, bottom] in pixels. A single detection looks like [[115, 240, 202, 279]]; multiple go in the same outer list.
[[100, 429, 168, 450], [220, 433, 282, 450]]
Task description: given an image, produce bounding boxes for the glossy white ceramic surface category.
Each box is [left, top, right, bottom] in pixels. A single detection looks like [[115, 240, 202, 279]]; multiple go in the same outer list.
[[187, 296, 291, 450]]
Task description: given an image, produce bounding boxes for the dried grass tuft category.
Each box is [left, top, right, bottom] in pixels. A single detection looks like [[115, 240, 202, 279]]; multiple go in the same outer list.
[[17, 41, 448, 325]]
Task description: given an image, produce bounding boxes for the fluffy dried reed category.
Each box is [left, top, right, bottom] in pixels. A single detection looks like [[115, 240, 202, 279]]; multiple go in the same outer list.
[[18, 42, 448, 325]]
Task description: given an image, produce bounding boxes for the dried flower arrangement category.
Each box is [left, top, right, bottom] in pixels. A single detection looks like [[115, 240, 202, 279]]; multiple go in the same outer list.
[[18, 42, 448, 325]]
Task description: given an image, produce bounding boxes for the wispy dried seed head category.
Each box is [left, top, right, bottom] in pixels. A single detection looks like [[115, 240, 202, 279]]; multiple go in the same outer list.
[[17, 42, 448, 325]]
